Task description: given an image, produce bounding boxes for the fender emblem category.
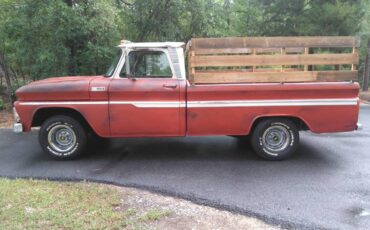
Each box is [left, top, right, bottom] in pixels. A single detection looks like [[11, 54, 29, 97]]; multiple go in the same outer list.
[[91, 87, 106, 92]]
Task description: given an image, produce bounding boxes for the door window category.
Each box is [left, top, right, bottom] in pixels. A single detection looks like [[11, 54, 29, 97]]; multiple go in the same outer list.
[[121, 50, 173, 78]]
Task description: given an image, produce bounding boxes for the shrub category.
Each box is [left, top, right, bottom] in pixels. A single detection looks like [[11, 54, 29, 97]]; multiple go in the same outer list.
[[0, 98, 4, 110]]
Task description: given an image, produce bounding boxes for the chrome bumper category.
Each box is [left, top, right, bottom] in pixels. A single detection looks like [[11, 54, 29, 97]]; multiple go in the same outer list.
[[356, 123, 363, 131], [13, 123, 23, 133], [12, 107, 23, 133]]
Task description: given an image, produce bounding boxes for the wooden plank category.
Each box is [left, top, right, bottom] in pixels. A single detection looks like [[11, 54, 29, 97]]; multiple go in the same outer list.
[[194, 48, 252, 55], [193, 47, 305, 55], [198, 68, 305, 73], [281, 48, 285, 72], [285, 48, 305, 54], [254, 68, 304, 72], [193, 71, 358, 84], [188, 51, 195, 83], [317, 71, 358, 81], [304, 48, 309, 71], [191, 53, 359, 67], [352, 47, 358, 71], [191, 37, 358, 49], [252, 48, 256, 72]]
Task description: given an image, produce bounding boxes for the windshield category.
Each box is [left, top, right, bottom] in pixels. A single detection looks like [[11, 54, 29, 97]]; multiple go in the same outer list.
[[104, 48, 122, 77]]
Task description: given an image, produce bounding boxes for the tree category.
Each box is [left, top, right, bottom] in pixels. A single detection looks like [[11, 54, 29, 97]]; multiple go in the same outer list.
[[2, 0, 121, 80], [298, 0, 364, 36], [0, 0, 367, 94], [228, 0, 264, 36], [231, 0, 364, 36], [0, 0, 19, 103], [120, 0, 228, 42]]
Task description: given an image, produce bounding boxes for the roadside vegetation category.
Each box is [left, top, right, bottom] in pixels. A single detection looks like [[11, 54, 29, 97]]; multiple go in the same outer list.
[[0, 178, 159, 229], [0, 110, 13, 128], [0, 0, 370, 109], [360, 91, 370, 103], [0, 178, 277, 230]]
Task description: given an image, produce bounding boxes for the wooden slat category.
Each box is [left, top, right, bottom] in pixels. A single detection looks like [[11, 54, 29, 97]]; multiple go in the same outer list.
[[254, 68, 304, 72], [255, 48, 304, 54], [193, 71, 358, 84], [188, 51, 195, 83], [352, 47, 358, 71], [193, 47, 305, 55], [304, 48, 309, 71], [192, 37, 358, 49], [199, 68, 305, 73], [252, 48, 256, 72], [194, 48, 252, 55], [191, 53, 359, 67], [281, 48, 285, 72]]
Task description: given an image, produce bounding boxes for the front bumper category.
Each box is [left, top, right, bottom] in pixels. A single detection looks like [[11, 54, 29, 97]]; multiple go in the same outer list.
[[13, 123, 23, 133], [12, 107, 23, 133]]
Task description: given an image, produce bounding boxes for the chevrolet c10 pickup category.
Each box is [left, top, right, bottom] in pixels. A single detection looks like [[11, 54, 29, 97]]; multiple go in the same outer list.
[[13, 37, 361, 160]]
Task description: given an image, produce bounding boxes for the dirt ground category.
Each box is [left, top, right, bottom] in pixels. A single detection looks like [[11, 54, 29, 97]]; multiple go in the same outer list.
[[119, 186, 280, 230], [0, 110, 13, 128], [360, 91, 370, 103]]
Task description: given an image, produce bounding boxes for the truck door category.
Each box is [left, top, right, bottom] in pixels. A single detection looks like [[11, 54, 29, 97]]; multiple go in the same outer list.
[[109, 49, 182, 137]]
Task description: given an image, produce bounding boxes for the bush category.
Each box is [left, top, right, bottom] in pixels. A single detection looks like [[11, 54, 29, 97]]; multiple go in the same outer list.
[[0, 98, 4, 110]]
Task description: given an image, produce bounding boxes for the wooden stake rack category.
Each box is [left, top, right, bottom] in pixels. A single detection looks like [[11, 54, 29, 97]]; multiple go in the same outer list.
[[187, 37, 360, 84]]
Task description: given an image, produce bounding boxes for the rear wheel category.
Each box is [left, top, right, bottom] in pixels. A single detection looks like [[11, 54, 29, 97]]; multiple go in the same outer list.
[[39, 115, 87, 160], [251, 118, 299, 161]]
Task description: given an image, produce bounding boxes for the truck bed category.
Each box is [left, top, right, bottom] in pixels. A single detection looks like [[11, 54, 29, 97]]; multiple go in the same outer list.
[[186, 82, 359, 135]]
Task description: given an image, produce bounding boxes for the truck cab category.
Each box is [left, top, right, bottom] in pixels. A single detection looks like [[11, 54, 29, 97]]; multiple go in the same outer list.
[[106, 42, 187, 137]]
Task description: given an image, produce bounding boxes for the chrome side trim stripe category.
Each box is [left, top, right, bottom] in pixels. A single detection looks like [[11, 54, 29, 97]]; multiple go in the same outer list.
[[19, 101, 108, 106], [91, 87, 106, 92], [19, 101, 183, 108], [187, 98, 358, 108], [19, 98, 357, 108], [110, 101, 182, 108]]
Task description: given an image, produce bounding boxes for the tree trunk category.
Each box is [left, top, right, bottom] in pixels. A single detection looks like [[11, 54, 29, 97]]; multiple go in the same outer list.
[[65, 0, 76, 7], [0, 72, 3, 88], [10, 66, 19, 86], [0, 53, 14, 104], [363, 40, 370, 92]]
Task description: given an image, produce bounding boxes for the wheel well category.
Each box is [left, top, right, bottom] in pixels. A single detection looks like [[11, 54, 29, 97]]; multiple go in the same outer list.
[[250, 116, 309, 133], [32, 108, 93, 132]]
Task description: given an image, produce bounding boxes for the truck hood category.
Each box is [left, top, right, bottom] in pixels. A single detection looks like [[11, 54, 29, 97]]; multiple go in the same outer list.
[[16, 76, 103, 101]]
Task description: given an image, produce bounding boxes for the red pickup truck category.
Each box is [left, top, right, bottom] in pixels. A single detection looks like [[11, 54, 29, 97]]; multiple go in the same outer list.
[[13, 37, 361, 160]]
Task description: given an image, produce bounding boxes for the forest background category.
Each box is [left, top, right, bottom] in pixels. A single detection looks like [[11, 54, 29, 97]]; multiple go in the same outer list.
[[0, 0, 368, 107]]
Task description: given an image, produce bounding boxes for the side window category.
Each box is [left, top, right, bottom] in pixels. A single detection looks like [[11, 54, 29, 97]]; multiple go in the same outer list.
[[126, 50, 173, 78]]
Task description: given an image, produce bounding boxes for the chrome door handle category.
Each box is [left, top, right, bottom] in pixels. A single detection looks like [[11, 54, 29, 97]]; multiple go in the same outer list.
[[163, 84, 178, 89]]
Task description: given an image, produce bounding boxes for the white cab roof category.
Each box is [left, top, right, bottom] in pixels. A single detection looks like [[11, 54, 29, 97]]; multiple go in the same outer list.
[[118, 42, 185, 49]]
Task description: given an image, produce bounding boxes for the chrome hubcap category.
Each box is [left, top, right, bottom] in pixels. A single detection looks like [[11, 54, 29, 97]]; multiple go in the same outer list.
[[48, 125, 76, 153], [262, 125, 290, 152]]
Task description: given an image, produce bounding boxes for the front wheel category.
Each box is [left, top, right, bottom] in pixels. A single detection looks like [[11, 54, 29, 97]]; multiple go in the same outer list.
[[251, 118, 299, 161], [39, 115, 87, 160]]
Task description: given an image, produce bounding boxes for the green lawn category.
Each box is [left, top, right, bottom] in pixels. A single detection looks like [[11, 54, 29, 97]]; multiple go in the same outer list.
[[0, 178, 170, 229]]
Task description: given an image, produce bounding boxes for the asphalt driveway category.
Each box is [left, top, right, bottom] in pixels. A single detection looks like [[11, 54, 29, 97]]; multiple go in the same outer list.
[[1, 105, 370, 229]]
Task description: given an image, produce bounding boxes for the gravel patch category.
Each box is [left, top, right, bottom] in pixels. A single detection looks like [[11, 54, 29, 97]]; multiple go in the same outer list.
[[118, 186, 280, 230]]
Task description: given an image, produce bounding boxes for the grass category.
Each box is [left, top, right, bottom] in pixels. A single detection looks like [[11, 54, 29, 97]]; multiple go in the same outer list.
[[0, 178, 170, 230], [140, 209, 171, 221]]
